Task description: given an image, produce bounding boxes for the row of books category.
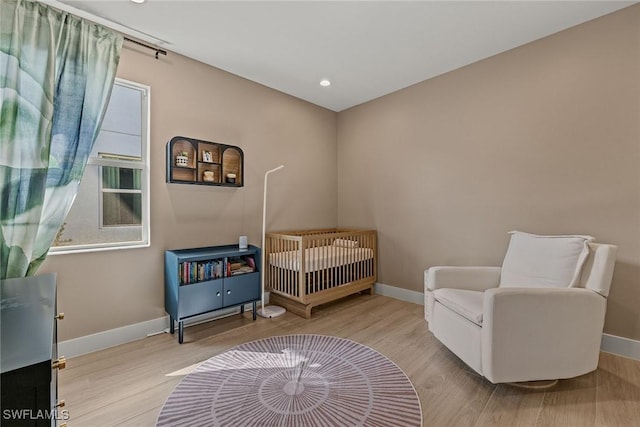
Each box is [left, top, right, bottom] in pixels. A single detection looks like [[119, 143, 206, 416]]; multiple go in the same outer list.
[[179, 260, 224, 285], [179, 256, 256, 285]]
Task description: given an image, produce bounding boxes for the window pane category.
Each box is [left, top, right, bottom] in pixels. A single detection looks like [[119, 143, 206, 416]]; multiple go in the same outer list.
[[53, 165, 143, 248], [102, 167, 141, 190], [103, 193, 142, 226], [91, 83, 142, 158]]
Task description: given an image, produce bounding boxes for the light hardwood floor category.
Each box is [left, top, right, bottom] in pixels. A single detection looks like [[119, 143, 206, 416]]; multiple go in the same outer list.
[[59, 294, 640, 426]]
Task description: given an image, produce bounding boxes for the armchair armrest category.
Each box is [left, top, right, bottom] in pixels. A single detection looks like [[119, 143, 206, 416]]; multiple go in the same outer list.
[[481, 287, 607, 383], [425, 266, 501, 292]]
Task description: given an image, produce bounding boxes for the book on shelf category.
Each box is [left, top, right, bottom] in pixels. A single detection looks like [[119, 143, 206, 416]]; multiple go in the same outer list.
[[228, 255, 256, 275], [179, 259, 227, 285], [231, 265, 255, 275], [177, 253, 259, 285], [245, 256, 256, 270]]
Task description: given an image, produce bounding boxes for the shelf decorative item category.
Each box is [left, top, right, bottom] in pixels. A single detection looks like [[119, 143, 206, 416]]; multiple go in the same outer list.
[[175, 151, 189, 167]]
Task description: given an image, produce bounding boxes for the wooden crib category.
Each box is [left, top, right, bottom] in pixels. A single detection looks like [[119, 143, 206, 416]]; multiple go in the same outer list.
[[265, 228, 377, 318]]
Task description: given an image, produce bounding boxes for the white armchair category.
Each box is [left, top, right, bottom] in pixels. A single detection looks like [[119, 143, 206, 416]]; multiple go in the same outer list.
[[424, 231, 617, 384]]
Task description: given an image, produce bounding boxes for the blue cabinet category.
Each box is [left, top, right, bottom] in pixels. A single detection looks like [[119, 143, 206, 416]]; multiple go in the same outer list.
[[164, 245, 260, 343]]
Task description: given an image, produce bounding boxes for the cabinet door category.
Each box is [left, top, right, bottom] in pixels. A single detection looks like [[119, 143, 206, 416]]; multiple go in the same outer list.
[[178, 280, 224, 318], [223, 273, 260, 307]]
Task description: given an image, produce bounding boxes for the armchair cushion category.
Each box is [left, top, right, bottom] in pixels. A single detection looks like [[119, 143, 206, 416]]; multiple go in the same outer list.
[[433, 288, 484, 325], [500, 231, 594, 289]]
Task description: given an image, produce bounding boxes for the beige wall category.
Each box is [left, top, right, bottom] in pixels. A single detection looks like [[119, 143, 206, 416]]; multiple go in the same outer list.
[[337, 5, 640, 340], [40, 48, 338, 341], [39, 5, 640, 343]]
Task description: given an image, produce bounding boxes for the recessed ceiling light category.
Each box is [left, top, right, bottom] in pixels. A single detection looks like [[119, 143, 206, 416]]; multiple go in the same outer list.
[[130, 0, 145, 4], [320, 79, 331, 87]]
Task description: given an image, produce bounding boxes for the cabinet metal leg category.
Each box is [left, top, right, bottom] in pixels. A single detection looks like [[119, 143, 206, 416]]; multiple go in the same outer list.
[[169, 317, 175, 334], [252, 301, 257, 320], [240, 304, 245, 315], [178, 321, 184, 344]]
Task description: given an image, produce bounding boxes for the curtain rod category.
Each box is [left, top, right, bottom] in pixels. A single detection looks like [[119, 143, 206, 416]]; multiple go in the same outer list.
[[124, 37, 167, 59]]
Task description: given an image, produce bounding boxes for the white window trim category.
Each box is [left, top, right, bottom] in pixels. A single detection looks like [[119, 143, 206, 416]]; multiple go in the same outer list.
[[49, 78, 151, 255]]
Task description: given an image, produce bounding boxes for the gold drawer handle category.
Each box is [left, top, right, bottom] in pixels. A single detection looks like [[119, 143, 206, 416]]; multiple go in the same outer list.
[[55, 312, 65, 320], [52, 356, 66, 370], [56, 399, 66, 408]]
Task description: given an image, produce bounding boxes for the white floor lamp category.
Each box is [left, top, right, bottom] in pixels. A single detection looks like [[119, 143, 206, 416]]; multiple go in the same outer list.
[[257, 165, 286, 318]]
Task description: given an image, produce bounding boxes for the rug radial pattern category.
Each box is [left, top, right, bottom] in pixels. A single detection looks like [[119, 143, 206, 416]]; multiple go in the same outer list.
[[156, 334, 422, 426]]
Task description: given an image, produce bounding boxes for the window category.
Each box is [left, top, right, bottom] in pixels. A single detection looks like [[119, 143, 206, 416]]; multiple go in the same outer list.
[[50, 79, 150, 254]]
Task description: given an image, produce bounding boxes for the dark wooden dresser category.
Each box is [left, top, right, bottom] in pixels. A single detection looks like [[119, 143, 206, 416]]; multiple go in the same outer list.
[[1, 274, 66, 426]]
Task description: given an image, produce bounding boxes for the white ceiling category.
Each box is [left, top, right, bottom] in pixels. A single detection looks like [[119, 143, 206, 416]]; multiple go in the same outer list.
[[47, 1, 635, 112]]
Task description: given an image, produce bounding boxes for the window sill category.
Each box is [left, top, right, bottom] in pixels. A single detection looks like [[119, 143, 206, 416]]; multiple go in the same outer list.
[[48, 241, 150, 255]]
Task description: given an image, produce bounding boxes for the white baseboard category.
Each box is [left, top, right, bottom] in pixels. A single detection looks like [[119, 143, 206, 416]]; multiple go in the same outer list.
[[61, 286, 640, 362], [374, 282, 640, 361], [59, 316, 169, 358], [374, 282, 424, 305], [601, 333, 640, 361], [59, 303, 257, 358]]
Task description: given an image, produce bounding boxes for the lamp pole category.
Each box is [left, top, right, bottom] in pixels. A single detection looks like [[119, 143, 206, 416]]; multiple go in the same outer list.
[[257, 165, 286, 318]]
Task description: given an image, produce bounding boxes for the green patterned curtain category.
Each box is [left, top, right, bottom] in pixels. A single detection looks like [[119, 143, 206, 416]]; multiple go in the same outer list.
[[0, 0, 123, 278]]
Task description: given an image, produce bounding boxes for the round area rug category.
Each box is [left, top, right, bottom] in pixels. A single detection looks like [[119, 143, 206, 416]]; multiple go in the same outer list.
[[157, 334, 422, 426]]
